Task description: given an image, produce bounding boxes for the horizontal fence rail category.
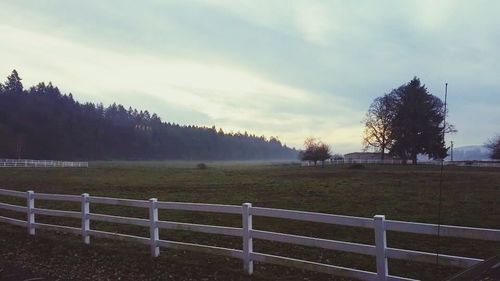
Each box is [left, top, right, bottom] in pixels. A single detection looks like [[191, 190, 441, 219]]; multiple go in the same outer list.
[[320, 159, 500, 168], [251, 207, 374, 228], [1, 188, 499, 281], [89, 196, 149, 207], [156, 201, 242, 214], [0, 159, 88, 168]]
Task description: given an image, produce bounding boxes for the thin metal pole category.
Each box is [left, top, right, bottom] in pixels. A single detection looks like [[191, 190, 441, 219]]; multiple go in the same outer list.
[[436, 83, 448, 270], [443, 83, 448, 141]]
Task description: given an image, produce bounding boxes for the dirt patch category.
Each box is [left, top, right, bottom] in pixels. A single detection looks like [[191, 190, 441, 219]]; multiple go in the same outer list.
[[0, 261, 49, 281]]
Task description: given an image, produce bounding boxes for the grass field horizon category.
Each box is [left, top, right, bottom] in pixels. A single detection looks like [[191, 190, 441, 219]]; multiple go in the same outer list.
[[1, 162, 499, 280]]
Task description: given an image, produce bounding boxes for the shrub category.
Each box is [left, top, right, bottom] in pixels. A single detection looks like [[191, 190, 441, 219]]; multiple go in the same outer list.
[[196, 163, 208, 169]]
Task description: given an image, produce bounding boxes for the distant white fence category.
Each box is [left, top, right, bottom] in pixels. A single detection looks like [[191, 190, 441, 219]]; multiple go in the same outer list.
[[323, 159, 500, 168], [301, 159, 404, 166], [332, 159, 404, 165], [445, 161, 500, 168], [1, 188, 499, 281], [0, 159, 88, 168]]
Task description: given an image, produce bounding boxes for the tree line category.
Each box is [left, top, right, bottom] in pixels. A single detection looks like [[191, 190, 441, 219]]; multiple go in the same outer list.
[[363, 77, 454, 164], [0, 70, 298, 161]]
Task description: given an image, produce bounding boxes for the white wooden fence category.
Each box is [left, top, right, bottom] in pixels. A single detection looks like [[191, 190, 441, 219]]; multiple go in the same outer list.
[[331, 159, 404, 165], [0, 159, 88, 168], [326, 159, 500, 168], [1, 188, 499, 281]]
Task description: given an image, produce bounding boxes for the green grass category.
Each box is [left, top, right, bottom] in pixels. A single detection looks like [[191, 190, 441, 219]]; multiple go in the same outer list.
[[0, 162, 499, 280]]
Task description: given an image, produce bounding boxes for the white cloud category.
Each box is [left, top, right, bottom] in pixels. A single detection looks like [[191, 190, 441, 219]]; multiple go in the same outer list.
[[2, 1, 499, 152], [195, 0, 336, 46], [292, 1, 333, 46], [0, 24, 362, 151]]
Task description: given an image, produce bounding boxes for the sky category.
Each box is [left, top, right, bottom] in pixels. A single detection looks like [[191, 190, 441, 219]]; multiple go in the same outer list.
[[1, 0, 499, 153]]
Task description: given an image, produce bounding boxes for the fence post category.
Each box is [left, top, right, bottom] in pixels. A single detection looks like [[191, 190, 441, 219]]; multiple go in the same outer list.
[[242, 203, 253, 275], [26, 190, 35, 235], [81, 193, 90, 244], [149, 198, 159, 257], [374, 215, 388, 280]]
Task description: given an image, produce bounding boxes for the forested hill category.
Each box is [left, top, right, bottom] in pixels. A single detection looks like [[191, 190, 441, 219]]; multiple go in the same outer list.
[[0, 70, 298, 161]]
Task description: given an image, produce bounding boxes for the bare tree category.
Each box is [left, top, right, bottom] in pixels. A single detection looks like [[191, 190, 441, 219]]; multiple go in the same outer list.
[[363, 94, 395, 160], [300, 137, 317, 165], [299, 137, 332, 167], [315, 142, 332, 167]]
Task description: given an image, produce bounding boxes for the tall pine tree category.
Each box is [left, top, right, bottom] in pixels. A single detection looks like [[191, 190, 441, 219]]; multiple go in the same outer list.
[[389, 77, 449, 164]]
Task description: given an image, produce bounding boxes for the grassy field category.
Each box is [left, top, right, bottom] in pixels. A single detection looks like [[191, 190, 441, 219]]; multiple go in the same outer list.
[[0, 162, 499, 280]]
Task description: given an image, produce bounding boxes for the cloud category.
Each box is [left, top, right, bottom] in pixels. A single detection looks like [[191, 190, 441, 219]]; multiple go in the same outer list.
[[0, 24, 361, 151], [291, 1, 333, 46], [1, 0, 499, 152]]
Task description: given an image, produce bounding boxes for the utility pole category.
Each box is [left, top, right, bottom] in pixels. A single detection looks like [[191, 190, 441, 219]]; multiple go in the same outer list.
[[450, 141, 454, 162], [436, 82, 448, 269], [443, 83, 448, 161]]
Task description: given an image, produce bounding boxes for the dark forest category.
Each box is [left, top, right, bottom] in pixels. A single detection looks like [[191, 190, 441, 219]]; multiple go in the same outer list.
[[0, 70, 297, 161]]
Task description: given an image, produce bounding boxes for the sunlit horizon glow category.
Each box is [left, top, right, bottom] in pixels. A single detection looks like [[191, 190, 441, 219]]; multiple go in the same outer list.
[[1, 1, 499, 153]]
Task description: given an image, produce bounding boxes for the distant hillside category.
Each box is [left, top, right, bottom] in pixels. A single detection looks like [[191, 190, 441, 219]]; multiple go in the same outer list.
[[0, 70, 298, 161], [448, 145, 491, 161]]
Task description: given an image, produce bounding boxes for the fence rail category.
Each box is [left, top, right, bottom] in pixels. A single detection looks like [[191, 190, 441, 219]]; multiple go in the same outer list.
[[324, 159, 500, 168], [0, 159, 88, 168], [1, 188, 499, 281]]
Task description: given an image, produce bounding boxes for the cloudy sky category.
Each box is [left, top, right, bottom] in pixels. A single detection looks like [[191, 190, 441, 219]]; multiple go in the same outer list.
[[1, 0, 499, 153]]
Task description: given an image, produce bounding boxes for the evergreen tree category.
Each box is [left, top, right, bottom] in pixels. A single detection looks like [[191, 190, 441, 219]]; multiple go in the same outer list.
[[0, 70, 298, 161], [3, 70, 23, 93], [389, 77, 450, 164], [362, 77, 454, 164], [486, 136, 500, 159]]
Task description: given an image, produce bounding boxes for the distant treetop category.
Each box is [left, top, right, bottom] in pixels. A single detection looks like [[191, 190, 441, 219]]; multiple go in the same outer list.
[[0, 70, 297, 161]]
